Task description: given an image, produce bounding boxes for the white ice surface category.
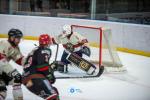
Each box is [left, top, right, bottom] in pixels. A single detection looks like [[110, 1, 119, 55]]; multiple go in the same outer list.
[[1, 39, 149, 100]]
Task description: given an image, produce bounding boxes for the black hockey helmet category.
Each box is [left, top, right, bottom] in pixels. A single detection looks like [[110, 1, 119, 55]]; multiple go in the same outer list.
[[8, 28, 23, 38], [8, 29, 23, 46]]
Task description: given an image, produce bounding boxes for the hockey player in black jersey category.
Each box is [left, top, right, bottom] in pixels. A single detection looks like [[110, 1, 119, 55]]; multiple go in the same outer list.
[[22, 34, 59, 100]]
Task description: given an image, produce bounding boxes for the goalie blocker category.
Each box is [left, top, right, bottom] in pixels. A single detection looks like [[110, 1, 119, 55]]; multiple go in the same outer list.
[[66, 52, 96, 75]]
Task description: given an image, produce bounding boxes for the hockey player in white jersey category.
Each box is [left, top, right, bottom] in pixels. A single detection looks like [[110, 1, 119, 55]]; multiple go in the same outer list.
[[0, 29, 24, 100], [53, 25, 93, 73]]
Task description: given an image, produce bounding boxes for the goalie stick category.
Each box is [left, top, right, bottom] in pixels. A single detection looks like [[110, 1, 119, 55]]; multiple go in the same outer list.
[[56, 65, 104, 79], [54, 44, 59, 61]]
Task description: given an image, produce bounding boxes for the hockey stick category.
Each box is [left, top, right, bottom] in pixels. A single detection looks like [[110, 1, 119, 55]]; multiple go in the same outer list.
[[56, 65, 104, 79], [54, 44, 59, 61]]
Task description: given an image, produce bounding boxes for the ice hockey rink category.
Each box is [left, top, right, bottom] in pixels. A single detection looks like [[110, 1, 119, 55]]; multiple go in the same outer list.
[[3, 39, 150, 100]]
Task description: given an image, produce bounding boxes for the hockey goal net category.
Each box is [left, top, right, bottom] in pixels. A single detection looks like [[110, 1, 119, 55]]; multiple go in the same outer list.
[[71, 25, 126, 72]]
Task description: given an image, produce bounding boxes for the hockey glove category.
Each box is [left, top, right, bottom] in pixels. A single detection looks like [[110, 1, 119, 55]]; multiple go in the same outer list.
[[1, 72, 13, 85], [81, 46, 91, 57], [46, 73, 56, 84], [9, 69, 22, 83], [50, 61, 59, 71]]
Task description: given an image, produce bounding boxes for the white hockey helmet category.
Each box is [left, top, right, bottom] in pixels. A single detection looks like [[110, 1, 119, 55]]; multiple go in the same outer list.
[[62, 25, 71, 35]]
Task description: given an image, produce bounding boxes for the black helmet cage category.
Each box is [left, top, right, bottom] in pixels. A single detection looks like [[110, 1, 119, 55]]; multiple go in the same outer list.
[[8, 29, 23, 38], [8, 29, 23, 46]]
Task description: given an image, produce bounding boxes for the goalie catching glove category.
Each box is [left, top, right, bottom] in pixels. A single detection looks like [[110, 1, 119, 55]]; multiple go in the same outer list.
[[81, 46, 91, 57]]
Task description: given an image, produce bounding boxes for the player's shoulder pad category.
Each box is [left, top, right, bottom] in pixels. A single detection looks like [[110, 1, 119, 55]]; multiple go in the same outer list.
[[0, 40, 15, 50], [1, 40, 11, 47]]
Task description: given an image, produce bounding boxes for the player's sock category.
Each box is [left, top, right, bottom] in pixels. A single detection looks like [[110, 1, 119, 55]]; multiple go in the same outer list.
[[12, 83, 23, 100]]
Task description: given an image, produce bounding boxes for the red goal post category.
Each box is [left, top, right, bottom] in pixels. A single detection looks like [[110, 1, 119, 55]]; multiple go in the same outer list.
[[71, 25, 102, 66], [71, 24, 126, 72]]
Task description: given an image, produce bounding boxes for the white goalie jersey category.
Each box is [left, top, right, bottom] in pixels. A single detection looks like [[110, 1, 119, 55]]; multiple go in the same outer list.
[[54, 32, 88, 52]]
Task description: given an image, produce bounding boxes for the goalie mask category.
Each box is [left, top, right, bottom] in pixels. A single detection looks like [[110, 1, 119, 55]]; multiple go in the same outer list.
[[62, 25, 72, 37], [39, 34, 52, 46], [8, 28, 23, 46]]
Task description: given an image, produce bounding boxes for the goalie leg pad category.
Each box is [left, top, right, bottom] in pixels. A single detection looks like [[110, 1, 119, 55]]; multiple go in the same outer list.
[[87, 67, 96, 75], [67, 53, 96, 75]]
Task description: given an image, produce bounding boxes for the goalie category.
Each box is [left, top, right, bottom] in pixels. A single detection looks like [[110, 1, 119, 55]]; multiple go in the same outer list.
[[52, 25, 93, 74]]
